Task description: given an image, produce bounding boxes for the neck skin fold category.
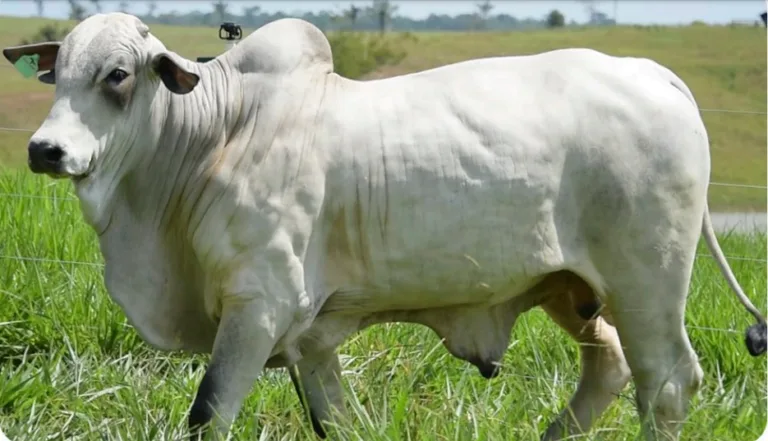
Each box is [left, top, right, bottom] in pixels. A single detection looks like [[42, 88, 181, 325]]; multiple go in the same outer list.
[[74, 58, 245, 239]]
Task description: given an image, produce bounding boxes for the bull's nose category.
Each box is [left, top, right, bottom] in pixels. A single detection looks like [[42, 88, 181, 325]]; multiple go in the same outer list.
[[28, 141, 64, 174]]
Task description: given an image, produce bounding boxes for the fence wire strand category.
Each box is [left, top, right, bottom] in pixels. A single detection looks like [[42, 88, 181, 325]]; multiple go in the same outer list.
[[708, 182, 767, 190], [0, 254, 104, 267], [0, 192, 78, 201], [699, 108, 768, 115], [694, 254, 766, 263], [0, 251, 762, 338], [0, 127, 36, 133], [0, 179, 763, 204], [0, 103, 764, 341], [0, 105, 764, 138], [0, 252, 764, 267]]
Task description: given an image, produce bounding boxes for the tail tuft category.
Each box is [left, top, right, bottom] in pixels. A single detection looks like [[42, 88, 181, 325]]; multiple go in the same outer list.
[[745, 322, 767, 356], [701, 206, 767, 357]]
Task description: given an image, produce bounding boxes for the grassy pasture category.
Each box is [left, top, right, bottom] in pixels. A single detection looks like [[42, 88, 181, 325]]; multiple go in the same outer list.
[[0, 173, 765, 440], [0, 14, 765, 441], [0, 17, 765, 210]]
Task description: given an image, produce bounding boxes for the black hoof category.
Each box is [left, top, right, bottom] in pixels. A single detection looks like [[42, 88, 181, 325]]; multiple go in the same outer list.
[[310, 413, 327, 439], [469, 357, 500, 379], [188, 370, 217, 440]]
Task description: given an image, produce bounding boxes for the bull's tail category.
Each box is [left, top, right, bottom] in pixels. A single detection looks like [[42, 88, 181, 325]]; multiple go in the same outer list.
[[701, 204, 767, 356], [657, 60, 767, 356]]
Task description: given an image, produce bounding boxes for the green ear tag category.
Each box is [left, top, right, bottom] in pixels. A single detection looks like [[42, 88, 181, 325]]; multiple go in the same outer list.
[[14, 54, 40, 78]]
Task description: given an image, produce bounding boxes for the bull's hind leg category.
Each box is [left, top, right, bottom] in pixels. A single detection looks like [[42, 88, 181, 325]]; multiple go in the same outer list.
[[609, 276, 703, 439], [540, 280, 631, 441], [599, 240, 704, 441]]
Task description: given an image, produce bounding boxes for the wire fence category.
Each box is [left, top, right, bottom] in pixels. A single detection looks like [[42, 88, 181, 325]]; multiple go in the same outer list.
[[1, 250, 764, 268], [0, 98, 765, 340]]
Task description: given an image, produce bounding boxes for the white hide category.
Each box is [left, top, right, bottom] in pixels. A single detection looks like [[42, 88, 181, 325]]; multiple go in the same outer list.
[[9, 12, 765, 441]]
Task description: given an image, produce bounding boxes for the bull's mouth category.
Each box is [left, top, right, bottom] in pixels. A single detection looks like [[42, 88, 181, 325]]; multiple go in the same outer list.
[[28, 161, 87, 181], [28, 153, 94, 183], [69, 158, 95, 184]]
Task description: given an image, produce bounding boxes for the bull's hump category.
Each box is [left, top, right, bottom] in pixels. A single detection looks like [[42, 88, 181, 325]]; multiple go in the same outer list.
[[230, 18, 333, 75]]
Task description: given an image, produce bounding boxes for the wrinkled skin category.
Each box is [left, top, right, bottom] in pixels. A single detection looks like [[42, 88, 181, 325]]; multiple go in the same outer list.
[[3, 12, 765, 441]]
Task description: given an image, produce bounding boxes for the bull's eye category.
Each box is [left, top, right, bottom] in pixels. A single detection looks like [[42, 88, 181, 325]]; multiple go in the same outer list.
[[106, 68, 129, 85]]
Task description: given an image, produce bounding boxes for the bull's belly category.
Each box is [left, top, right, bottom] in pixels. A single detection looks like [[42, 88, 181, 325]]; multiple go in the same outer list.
[[325, 180, 579, 307]]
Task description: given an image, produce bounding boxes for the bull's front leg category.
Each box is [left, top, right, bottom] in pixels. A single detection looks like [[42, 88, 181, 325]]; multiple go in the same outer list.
[[289, 349, 347, 438], [187, 261, 303, 440]]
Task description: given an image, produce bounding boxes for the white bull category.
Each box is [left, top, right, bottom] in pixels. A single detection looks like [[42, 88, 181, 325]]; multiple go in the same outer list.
[[3, 12, 765, 441]]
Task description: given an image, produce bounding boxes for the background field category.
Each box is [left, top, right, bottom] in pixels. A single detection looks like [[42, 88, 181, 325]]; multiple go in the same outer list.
[[0, 13, 766, 441], [0, 17, 765, 210]]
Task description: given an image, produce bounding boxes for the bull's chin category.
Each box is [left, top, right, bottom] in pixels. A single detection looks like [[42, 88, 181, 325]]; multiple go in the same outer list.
[[33, 171, 69, 180], [38, 171, 88, 182]]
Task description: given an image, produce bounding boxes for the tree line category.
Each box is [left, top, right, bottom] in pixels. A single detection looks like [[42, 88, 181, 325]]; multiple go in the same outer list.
[[22, 0, 617, 82], [41, 0, 616, 32]]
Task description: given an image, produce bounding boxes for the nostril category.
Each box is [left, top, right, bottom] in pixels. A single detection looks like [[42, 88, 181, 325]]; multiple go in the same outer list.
[[42, 146, 64, 163], [29, 141, 65, 165]]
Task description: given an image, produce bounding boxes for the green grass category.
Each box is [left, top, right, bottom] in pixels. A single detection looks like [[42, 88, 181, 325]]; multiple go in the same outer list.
[[0, 171, 765, 440], [0, 17, 765, 211]]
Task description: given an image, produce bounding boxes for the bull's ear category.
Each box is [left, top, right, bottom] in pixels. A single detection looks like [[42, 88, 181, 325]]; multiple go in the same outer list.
[[2, 41, 61, 85], [151, 52, 199, 95], [38, 69, 56, 85]]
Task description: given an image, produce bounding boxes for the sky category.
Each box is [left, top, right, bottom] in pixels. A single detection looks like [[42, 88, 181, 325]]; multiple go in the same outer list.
[[0, 0, 765, 25]]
